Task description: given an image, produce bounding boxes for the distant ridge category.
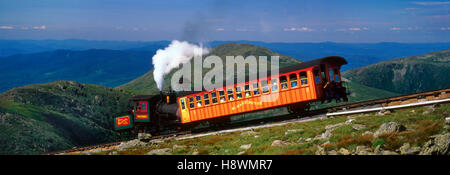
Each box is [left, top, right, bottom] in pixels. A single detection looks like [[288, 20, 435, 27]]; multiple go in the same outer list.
[[343, 49, 450, 94]]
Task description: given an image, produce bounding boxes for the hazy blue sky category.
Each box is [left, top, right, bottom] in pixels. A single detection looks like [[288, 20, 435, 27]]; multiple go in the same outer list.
[[0, 0, 449, 42]]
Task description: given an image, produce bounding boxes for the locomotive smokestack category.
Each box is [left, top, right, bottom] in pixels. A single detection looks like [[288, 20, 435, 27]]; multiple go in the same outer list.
[[151, 40, 209, 90]]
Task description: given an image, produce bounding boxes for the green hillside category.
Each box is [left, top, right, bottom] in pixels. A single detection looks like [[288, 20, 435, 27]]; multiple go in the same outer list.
[[342, 49, 450, 94], [0, 81, 135, 154], [119, 43, 302, 94]]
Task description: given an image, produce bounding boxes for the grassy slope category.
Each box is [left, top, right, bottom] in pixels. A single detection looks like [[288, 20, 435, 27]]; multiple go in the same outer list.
[[343, 49, 450, 94], [91, 103, 449, 155], [0, 81, 135, 154]]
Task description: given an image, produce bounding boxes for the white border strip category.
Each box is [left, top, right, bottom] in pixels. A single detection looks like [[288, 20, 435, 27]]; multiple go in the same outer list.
[[326, 98, 450, 116]]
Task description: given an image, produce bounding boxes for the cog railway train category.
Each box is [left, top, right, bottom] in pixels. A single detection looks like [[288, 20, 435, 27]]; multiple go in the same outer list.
[[114, 56, 348, 135]]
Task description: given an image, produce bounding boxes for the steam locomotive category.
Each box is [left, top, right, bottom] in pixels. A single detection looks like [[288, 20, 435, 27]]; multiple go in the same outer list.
[[114, 56, 348, 135]]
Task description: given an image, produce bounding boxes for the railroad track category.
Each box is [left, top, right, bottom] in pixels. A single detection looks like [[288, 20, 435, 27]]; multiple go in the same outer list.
[[44, 87, 450, 155]]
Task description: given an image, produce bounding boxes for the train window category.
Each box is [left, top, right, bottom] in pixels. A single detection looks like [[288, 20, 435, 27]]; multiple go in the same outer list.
[[271, 78, 279, 92], [329, 68, 334, 82], [280, 76, 288, 90], [204, 93, 210, 106], [196, 95, 202, 107], [180, 99, 186, 110], [135, 102, 141, 111], [252, 82, 260, 96], [211, 91, 218, 104], [261, 80, 269, 94], [300, 71, 308, 86], [313, 69, 321, 84], [244, 84, 251, 97], [236, 86, 243, 99], [189, 96, 195, 108], [334, 69, 340, 82], [289, 73, 298, 88], [218, 90, 226, 102], [141, 101, 147, 111], [227, 88, 235, 101]]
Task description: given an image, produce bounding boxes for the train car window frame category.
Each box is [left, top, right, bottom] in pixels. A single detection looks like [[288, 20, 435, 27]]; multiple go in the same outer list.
[[227, 88, 235, 101], [313, 69, 321, 84], [271, 78, 279, 92], [218, 89, 226, 103], [180, 98, 186, 110], [135, 101, 148, 113], [261, 79, 270, 94], [203, 93, 210, 106], [280, 75, 288, 90], [328, 67, 336, 82], [299, 71, 308, 86], [252, 82, 261, 96], [334, 68, 340, 82], [196, 95, 202, 107], [211, 91, 218, 104], [236, 86, 243, 99], [189, 96, 195, 109], [289, 73, 298, 88], [244, 84, 251, 97]]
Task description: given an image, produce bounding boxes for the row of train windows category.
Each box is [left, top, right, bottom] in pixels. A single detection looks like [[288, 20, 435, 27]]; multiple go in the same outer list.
[[182, 71, 309, 109]]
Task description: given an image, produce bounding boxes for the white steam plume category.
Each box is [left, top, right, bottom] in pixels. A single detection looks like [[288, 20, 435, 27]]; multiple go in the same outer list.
[[152, 40, 209, 90]]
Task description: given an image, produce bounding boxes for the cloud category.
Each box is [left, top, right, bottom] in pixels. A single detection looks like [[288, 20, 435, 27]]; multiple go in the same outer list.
[[32, 25, 46, 30], [412, 1, 450, 5], [390, 27, 402, 31], [283, 27, 315, 32], [215, 27, 225, 31], [441, 27, 450, 30], [0, 25, 14, 30], [349, 27, 361, 31]]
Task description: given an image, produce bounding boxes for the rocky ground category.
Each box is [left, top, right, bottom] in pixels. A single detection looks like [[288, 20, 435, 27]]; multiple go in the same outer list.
[[70, 103, 450, 155]]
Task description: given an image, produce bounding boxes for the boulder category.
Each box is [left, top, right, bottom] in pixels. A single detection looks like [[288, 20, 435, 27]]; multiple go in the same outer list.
[[399, 143, 421, 155], [374, 122, 406, 137], [297, 137, 305, 143], [117, 139, 146, 150], [271, 140, 287, 147], [138, 133, 152, 140], [321, 130, 333, 139], [146, 148, 172, 155], [285, 129, 303, 135], [374, 145, 382, 155], [355, 146, 370, 155], [338, 148, 350, 155], [381, 150, 399, 155], [305, 138, 312, 142], [420, 133, 450, 155], [345, 119, 355, 124], [240, 144, 252, 150], [445, 117, 450, 125], [315, 145, 326, 155], [352, 124, 366, 131], [362, 131, 373, 136], [327, 150, 338, 155]]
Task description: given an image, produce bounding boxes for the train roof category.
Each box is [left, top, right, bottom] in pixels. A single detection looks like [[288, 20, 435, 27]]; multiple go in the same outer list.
[[175, 56, 347, 97]]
